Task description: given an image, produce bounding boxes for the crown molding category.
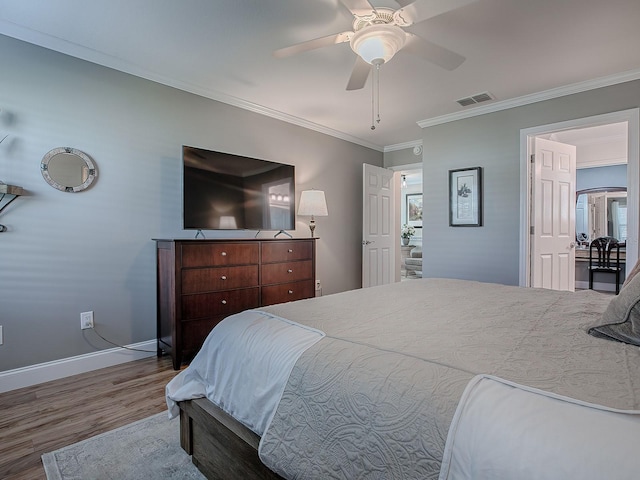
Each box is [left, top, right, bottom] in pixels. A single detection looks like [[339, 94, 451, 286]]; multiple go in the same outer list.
[[383, 139, 422, 153], [577, 156, 627, 169], [417, 69, 640, 129], [4, 21, 639, 153], [0, 22, 383, 152]]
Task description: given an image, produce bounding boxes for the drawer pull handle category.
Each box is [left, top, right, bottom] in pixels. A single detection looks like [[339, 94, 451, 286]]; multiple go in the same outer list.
[[221, 251, 227, 256], [287, 269, 293, 273], [221, 299, 227, 305], [288, 249, 293, 253], [221, 275, 227, 280], [288, 290, 293, 294]]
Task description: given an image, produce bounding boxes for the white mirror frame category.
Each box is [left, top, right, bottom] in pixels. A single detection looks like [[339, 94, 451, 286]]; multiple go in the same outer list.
[[41, 147, 97, 193]]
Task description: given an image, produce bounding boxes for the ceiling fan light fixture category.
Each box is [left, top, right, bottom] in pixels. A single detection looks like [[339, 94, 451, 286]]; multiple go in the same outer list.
[[350, 25, 406, 65]]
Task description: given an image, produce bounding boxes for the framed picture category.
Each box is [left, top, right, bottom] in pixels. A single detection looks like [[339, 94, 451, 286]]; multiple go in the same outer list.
[[449, 167, 482, 227], [406, 193, 423, 227]]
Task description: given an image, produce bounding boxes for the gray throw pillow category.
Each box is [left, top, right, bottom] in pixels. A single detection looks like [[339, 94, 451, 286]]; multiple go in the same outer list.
[[589, 270, 640, 346]]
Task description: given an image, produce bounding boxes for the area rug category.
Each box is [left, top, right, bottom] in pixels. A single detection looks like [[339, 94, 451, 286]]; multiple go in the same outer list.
[[41, 412, 206, 480]]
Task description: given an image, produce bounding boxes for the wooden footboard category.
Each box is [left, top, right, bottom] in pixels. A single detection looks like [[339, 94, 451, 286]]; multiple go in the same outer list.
[[178, 399, 283, 480]]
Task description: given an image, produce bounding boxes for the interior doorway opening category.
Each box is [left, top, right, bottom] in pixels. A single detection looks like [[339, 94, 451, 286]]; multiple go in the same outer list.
[[519, 109, 639, 290], [392, 167, 423, 279]]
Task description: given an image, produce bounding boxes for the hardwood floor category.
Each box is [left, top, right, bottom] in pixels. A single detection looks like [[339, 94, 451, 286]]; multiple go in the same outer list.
[[0, 355, 180, 479]]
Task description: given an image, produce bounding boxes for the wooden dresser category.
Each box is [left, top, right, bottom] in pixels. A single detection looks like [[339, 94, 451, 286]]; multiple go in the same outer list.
[[155, 238, 316, 369]]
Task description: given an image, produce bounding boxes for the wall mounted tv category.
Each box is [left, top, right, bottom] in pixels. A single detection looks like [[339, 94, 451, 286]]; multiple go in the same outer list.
[[182, 145, 295, 231]]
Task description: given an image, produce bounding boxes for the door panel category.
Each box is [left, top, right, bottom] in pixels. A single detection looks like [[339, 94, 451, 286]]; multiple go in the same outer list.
[[362, 164, 398, 287], [531, 138, 576, 291], [539, 254, 552, 289]]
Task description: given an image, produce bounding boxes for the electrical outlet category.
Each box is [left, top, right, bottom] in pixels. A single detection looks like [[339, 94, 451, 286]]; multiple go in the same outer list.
[[81, 311, 94, 330], [315, 280, 321, 290]]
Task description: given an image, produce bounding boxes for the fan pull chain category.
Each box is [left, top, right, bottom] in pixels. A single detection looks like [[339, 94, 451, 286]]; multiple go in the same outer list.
[[371, 64, 375, 130], [371, 62, 381, 130]]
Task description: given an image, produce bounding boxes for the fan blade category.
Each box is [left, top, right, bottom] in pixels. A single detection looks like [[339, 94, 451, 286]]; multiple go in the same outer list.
[[395, 0, 479, 26], [346, 56, 371, 91], [401, 33, 465, 70], [338, 0, 375, 16], [273, 32, 352, 58]]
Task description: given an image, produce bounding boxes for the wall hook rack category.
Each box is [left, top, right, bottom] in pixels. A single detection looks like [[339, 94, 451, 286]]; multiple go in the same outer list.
[[0, 183, 24, 232]]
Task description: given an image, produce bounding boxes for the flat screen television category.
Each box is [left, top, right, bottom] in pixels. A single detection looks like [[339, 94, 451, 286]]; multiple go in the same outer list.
[[182, 145, 295, 231]]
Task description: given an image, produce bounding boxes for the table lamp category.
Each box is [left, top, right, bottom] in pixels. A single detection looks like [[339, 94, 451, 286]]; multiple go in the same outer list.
[[298, 190, 328, 237]]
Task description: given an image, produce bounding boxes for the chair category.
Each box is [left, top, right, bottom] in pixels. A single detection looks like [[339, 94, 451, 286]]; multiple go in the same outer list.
[[588, 237, 623, 294]]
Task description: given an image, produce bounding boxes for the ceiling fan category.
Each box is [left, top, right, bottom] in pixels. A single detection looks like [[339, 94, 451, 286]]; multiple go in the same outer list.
[[273, 0, 477, 92]]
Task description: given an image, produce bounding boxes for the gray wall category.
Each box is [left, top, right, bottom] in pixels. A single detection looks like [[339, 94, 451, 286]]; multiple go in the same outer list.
[[0, 35, 382, 372], [421, 80, 640, 285], [577, 164, 627, 191], [383, 147, 422, 168]]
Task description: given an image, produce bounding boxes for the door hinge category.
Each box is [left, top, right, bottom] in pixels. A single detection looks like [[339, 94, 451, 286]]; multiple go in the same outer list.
[[530, 154, 535, 163], [530, 226, 534, 235]]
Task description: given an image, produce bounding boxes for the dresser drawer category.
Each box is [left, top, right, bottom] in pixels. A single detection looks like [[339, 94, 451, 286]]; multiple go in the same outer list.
[[262, 280, 315, 306], [182, 265, 259, 294], [181, 317, 226, 352], [157, 238, 315, 370], [182, 287, 260, 320], [261, 260, 313, 285], [261, 241, 313, 263], [181, 243, 259, 268]]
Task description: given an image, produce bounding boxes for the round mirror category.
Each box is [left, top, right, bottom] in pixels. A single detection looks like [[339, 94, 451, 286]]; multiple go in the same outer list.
[[41, 147, 97, 193]]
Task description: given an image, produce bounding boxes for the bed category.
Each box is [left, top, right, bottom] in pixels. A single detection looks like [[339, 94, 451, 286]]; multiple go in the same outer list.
[[166, 276, 640, 479]]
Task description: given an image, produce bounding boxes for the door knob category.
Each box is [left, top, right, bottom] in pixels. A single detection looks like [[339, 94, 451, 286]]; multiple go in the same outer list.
[[362, 240, 374, 245]]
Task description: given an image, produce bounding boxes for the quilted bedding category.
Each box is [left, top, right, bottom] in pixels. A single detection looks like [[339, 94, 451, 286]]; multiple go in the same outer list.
[[256, 279, 640, 479]]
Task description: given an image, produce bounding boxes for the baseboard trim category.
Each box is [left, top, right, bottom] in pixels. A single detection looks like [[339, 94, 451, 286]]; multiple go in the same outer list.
[[0, 340, 156, 394], [575, 281, 617, 292]]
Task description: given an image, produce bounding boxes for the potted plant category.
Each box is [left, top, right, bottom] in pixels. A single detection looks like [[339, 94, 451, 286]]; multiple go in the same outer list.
[[401, 224, 415, 245]]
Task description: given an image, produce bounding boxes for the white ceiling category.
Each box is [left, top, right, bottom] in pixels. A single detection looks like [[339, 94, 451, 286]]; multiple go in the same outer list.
[[1, 0, 640, 151]]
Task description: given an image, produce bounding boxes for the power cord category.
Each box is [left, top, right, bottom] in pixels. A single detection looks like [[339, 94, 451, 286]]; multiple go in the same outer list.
[[88, 326, 157, 353]]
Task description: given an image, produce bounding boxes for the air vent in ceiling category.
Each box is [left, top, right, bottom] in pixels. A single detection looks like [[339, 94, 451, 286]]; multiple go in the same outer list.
[[456, 92, 494, 107]]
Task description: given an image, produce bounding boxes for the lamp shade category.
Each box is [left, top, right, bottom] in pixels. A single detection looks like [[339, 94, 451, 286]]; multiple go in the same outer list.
[[298, 190, 328, 217]]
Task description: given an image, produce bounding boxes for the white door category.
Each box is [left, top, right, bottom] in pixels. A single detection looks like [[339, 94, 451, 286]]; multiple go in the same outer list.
[[362, 164, 399, 287], [592, 194, 607, 239], [531, 137, 576, 291]]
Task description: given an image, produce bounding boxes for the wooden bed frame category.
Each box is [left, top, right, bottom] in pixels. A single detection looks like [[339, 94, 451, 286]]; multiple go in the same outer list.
[[178, 398, 283, 480]]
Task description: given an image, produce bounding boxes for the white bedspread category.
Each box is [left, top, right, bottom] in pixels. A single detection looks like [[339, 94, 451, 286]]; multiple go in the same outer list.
[[165, 310, 324, 435], [439, 375, 640, 480], [258, 279, 640, 479], [166, 279, 640, 479]]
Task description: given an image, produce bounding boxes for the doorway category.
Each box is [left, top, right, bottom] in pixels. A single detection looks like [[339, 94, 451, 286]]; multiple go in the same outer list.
[[519, 109, 640, 288], [399, 168, 423, 279]]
